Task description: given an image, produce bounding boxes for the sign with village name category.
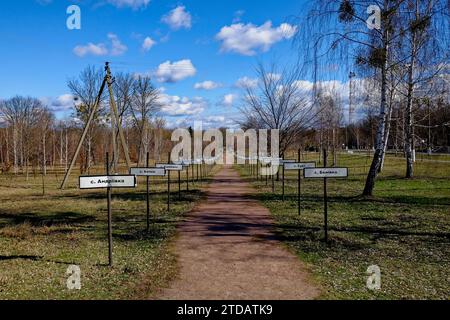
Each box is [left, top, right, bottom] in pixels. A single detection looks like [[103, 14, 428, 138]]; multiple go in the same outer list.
[[79, 175, 137, 189], [156, 164, 183, 171], [304, 168, 348, 178], [130, 168, 166, 177], [284, 162, 316, 171], [281, 159, 297, 165], [260, 157, 282, 165]]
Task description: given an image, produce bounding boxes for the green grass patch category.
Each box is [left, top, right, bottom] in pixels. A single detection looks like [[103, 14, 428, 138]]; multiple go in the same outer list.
[[0, 166, 217, 299], [236, 153, 450, 300]]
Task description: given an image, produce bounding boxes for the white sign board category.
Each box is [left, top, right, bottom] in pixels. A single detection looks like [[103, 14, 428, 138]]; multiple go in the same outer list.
[[130, 168, 166, 177], [80, 175, 137, 189], [284, 162, 316, 171], [281, 159, 297, 165], [156, 164, 183, 171], [304, 168, 348, 178]]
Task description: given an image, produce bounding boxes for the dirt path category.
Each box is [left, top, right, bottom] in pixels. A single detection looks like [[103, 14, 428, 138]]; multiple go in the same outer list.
[[157, 166, 320, 300]]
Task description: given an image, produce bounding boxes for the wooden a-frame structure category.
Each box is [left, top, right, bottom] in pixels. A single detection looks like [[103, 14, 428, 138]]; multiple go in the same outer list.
[[60, 62, 132, 189]]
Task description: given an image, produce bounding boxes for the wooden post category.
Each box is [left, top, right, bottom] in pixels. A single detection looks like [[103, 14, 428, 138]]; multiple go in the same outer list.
[[146, 152, 150, 231], [106, 153, 113, 266], [323, 149, 328, 243], [186, 166, 189, 192], [106, 63, 131, 170], [60, 77, 107, 189], [282, 164, 286, 201], [167, 153, 171, 212], [298, 149, 301, 216], [178, 170, 181, 200], [272, 165, 275, 193]]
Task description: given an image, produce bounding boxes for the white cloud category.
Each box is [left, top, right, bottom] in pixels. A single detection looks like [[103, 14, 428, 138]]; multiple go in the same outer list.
[[108, 33, 128, 56], [216, 21, 297, 56], [73, 33, 127, 57], [166, 115, 239, 130], [41, 94, 76, 112], [222, 94, 238, 107], [194, 81, 222, 90], [235, 77, 258, 89], [106, 0, 150, 9], [293, 80, 314, 92], [158, 94, 206, 116], [142, 37, 156, 51], [266, 73, 282, 82], [155, 59, 197, 83], [73, 43, 108, 57], [162, 6, 192, 30]]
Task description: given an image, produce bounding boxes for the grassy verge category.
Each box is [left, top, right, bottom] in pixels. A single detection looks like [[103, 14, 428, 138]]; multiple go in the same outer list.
[[0, 165, 216, 299], [236, 153, 450, 300]]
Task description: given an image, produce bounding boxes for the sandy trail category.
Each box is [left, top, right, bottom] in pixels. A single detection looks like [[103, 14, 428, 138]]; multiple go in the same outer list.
[[157, 166, 320, 300]]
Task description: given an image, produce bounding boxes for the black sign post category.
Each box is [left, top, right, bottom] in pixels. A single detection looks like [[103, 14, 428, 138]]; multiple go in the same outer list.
[[80, 158, 137, 267], [146, 153, 150, 231], [298, 150, 301, 216], [304, 152, 349, 244], [284, 161, 316, 217], [106, 153, 113, 267], [186, 164, 190, 192], [282, 164, 285, 201], [130, 166, 166, 229], [178, 170, 181, 200], [167, 169, 171, 212]]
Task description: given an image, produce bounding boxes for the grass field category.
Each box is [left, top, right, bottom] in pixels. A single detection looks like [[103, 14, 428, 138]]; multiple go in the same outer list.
[[0, 164, 215, 300], [237, 152, 450, 300]]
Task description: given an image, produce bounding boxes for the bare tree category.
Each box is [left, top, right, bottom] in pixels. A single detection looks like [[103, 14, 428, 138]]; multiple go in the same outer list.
[[397, 0, 449, 178], [0, 96, 42, 176], [239, 63, 318, 157], [131, 75, 160, 165]]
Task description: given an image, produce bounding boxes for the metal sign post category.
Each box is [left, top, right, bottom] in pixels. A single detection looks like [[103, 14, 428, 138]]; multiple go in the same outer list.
[[79, 153, 137, 267], [146, 153, 150, 230], [130, 165, 166, 231], [284, 162, 316, 216], [304, 165, 349, 244], [156, 164, 183, 212], [281, 160, 296, 201], [106, 154, 113, 267]]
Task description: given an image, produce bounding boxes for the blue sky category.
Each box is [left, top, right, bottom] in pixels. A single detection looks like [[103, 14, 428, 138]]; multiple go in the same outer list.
[[0, 0, 316, 127]]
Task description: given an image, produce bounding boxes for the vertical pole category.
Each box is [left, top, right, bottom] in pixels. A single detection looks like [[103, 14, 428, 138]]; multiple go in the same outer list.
[[146, 152, 150, 232], [266, 165, 268, 186], [282, 164, 285, 201], [271, 164, 275, 193], [106, 152, 113, 267], [178, 171, 181, 200], [168, 152, 171, 212], [323, 148, 328, 243], [167, 170, 171, 212], [186, 166, 189, 191], [298, 149, 301, 216]]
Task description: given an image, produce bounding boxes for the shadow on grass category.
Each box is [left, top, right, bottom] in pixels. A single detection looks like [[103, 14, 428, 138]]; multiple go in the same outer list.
[[0, 210, 96, 228], [0, 254, 78, 265]]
